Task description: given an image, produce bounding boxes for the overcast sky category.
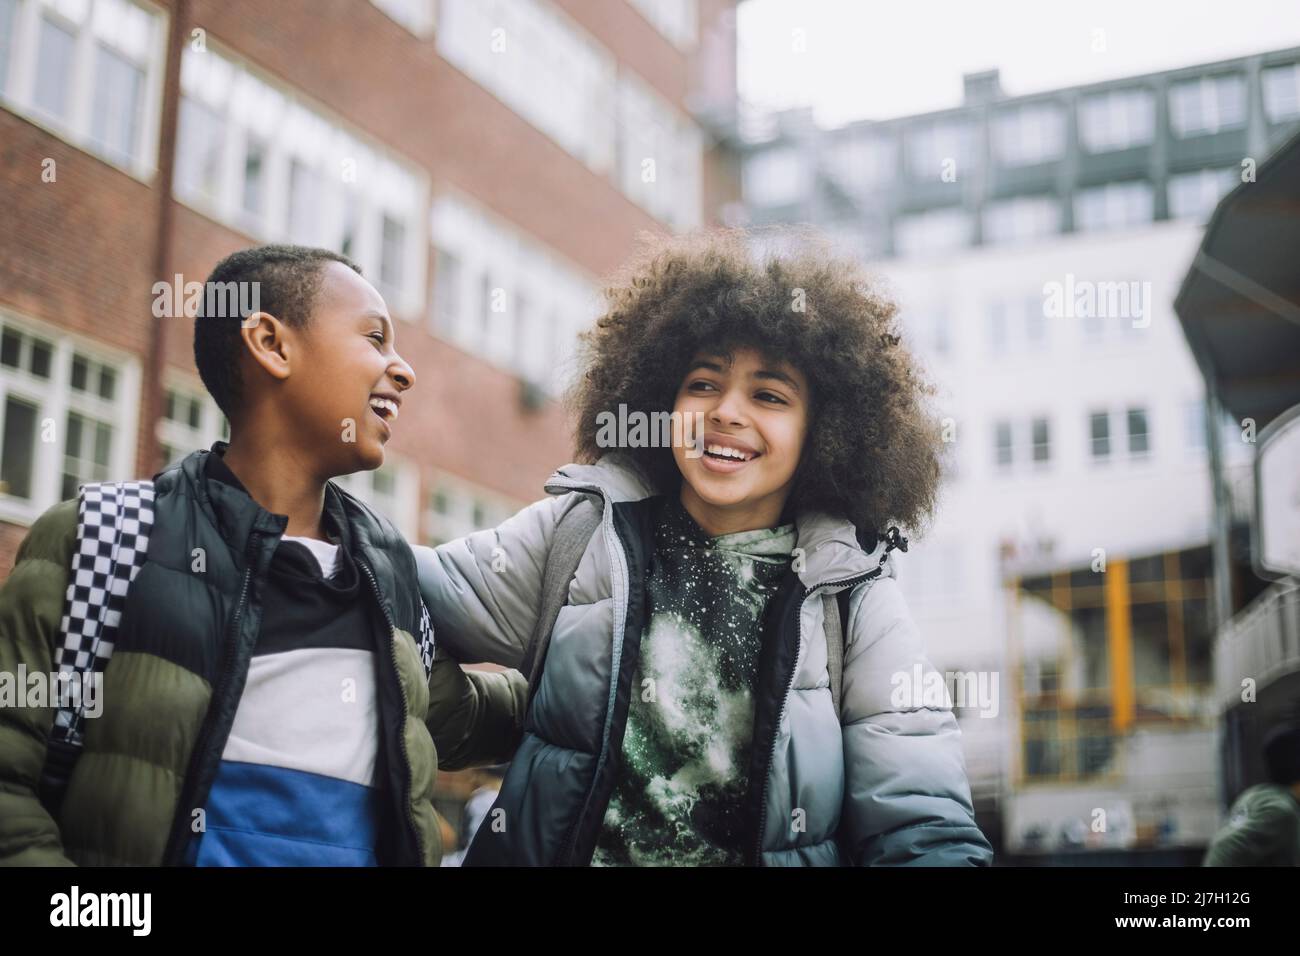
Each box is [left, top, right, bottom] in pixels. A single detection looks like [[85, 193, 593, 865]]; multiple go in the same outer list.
[[737, 0, 1300, 125]]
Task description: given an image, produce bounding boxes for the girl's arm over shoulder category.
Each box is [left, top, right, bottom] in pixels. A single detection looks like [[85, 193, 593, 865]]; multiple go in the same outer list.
[[413, 493, 576, 669]]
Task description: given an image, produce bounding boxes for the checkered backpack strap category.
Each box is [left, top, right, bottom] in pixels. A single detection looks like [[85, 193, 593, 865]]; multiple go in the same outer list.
[[38, 480, 155, 815], [416, 598, 435, 681]]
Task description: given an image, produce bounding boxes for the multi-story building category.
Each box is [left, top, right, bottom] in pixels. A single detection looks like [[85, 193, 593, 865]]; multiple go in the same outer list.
[[741, 47, 1300, 861], [0, 0, 738, 844], [0, 0, 739, 562]]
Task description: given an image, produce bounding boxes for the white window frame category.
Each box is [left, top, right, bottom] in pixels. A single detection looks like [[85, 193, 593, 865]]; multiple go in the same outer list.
[[982, 196, 1061, 245], [1078, 87, 1155, 153], [174, 41, 428, 319], [1073, 180, 1154, 233], [422, 467, 524, 547], [1087, 406, 1153, 466], [992, 414, 1053, 475], [430, 190, 596, 393], [334, 453, 421, 541], [0, 309, 140, 525], [1169, 73, 1247, 138], [1167, 166, 1238, 222], [1262, 62, 1300, 124], [1, 0, 166, 180], [157, 375, 227, 466], [992, 102, 1065, 167]]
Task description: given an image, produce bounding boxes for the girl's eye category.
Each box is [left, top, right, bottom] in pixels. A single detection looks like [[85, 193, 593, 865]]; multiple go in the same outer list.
[[688, 380, 718, 392], [757, 391, 788, 405]]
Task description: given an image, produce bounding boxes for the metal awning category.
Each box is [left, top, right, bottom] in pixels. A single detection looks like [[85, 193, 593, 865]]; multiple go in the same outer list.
[[1174, 129, 1300, 431]]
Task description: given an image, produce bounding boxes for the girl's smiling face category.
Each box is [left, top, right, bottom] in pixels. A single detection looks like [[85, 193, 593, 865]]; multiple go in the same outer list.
[[671, 346, 810, 536]]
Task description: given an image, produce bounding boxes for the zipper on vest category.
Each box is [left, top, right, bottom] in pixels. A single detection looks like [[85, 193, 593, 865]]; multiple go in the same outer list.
[[357, 557, 423, 865], [162, 559, 254, 865]]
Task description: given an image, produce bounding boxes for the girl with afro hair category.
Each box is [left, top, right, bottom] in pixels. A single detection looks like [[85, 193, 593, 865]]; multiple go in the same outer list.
[[417, 229, 992, 866]]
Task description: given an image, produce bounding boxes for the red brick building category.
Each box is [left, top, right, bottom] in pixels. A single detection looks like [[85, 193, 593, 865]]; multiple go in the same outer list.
[[0, 0, 740, 578]]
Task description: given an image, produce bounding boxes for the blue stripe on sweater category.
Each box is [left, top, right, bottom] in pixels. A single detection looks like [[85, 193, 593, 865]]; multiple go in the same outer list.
[[192, 760, 383, 867]]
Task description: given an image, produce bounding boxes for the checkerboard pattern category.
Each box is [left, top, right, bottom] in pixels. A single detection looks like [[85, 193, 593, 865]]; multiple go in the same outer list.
[[416, 599, 436, 679], [50, 481, 156, 747]]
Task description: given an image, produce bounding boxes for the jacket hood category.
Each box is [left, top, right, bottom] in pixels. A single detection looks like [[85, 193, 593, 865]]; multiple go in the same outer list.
[[545, 453, 898, 590]]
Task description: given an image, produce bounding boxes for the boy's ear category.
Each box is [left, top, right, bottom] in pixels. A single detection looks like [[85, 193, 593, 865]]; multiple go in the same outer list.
[[239, 310, 293, 382]]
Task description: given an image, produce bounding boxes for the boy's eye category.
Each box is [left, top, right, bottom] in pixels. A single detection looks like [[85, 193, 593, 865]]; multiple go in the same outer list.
[[369, 332, 386, 345]]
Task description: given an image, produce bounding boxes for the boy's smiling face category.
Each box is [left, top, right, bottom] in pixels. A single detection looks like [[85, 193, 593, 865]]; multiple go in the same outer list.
[[670, 346, 810, 535], [244, 261, 416, 478]]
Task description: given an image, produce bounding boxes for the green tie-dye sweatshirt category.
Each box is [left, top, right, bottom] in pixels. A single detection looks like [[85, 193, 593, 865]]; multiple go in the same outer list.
[[592, 496, 796, 866]]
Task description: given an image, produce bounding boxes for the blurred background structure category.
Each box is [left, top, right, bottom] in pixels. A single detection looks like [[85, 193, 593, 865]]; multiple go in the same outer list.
[[2, 0, 1299, 865], [739, 25, 1300, 862]]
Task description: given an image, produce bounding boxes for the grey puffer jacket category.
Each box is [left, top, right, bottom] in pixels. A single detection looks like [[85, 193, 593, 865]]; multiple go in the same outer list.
[[415, 455, 992, 866]]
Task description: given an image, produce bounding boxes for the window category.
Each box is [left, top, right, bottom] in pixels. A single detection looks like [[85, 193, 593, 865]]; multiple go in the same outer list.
[[1079, 88, 1155, 152], [824, 130, 893, 195], [1169, 73, 1246, 137], [982, 196, 1060, 245], [1089, 407, 1151, 462], [994, 420, 1013, 469], [1031, 417, 1051, 464], [335, 456, 418, 539], [89, 40, 144, 164], [894, 207, 971, 257], [619, 73, 702, 224], [62, 410, 113, 499], [1167, 167, 1238, 222], [1073, 181, 1153, 232], [241, 134, 267, 220], [0, 315, 138, 523], [1090, 410, 1111, 460], [994, 416, 1054, 472], [0, 0, 17, 96], [286, 158, 322, 244], [992, 103, 1065, 166], [379, 214, 406, 298], [175, 98, 225, 202], [5, 0, 162, 174], [422, 472, 523, 547], [1127, 407, 1150, 456], [33, 12, 76, 124], [905, 118, 972, 179], [1263, 62, 1300, 123], [431, 247, 461, 335], [437, 0, 617, 175], [176, 44, 426, 316], [431, 192, 596, 392], [158, 382, 227, 466]]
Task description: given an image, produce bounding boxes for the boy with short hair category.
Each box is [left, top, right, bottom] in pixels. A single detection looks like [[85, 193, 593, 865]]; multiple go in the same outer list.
[[0, 244, 525, 866]]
